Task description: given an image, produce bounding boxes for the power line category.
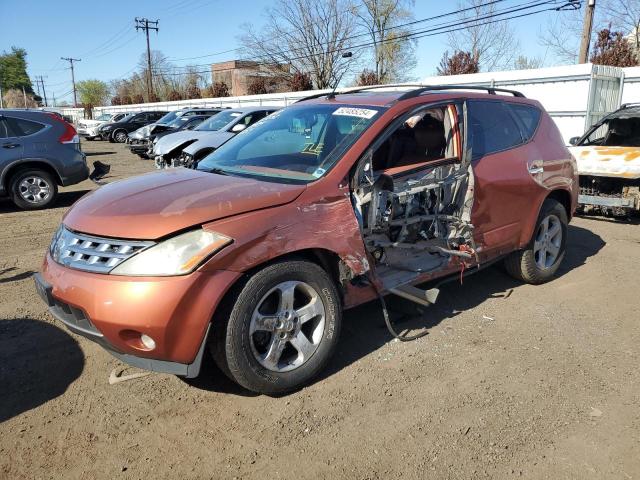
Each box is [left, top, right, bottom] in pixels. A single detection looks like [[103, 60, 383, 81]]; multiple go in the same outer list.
[[35, 75, 48, 106], [135, 17, 159, 100], [160, 0, 572, 73], [60, 57, 81, 107], [151, 0, 576, 77], [167, 0, 508, 63]]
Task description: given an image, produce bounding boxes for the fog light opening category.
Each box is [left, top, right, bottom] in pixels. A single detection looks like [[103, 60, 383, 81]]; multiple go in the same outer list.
[[140, 334, 156, 350]]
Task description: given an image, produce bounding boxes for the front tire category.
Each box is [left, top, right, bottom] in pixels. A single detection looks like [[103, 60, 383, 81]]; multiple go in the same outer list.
[[504, 198, 567, 284], [211, 260, 342, 395], [10, 168, 58, 210], [113, 129, 128, 143]]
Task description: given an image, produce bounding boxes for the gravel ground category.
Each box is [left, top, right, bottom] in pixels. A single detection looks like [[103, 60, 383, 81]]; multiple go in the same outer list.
[[1, 140, 639, 479]]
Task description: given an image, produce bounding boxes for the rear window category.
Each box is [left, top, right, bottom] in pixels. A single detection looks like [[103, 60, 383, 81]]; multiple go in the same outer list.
[[467, 101, 523, 159], [0, 119, 10, 138], [6, 117, 46, 137], [509, 103, 541, 142]]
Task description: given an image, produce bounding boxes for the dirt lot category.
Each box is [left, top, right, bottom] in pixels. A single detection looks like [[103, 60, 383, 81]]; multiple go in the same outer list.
[[1, 140, 639, 479]]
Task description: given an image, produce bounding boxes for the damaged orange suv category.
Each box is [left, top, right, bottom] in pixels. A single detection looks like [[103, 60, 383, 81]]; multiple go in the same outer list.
[[35, 85, 578, 394]]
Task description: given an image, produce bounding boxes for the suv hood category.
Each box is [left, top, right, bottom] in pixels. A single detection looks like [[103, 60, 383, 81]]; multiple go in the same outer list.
[[153, 130, 213, 156], [182, 132, 235, 155], [63, 168, 306, 239]]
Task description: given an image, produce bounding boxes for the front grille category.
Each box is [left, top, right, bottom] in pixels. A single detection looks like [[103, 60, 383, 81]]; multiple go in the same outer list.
[[51, 227, 154, 273]]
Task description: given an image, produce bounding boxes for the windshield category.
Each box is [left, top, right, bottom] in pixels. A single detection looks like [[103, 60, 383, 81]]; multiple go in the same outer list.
[[156, 111, 180, 125], [197, 104, 384, 182], [195, 110, 242, 131], [96, 113, 111, 121], [167, 115, 192, 128]]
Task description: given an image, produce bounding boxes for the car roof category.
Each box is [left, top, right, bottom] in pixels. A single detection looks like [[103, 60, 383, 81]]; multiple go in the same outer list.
[[226, 106, 280, 113], [606, 104, 640, 120], [0, 109, 58, 121], [296, 84, 536, 108]]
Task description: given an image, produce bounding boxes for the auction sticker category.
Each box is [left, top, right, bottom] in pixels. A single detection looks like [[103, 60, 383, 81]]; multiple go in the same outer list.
[[332, 107, 377, 119]]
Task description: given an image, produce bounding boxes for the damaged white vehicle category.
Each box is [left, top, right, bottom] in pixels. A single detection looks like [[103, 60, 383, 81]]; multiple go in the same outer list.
[[569, 103, 640, 216], [151, 106, 279, 169]]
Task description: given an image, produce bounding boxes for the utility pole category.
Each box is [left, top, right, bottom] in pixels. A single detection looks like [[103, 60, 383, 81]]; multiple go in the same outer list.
[[578, 0, 596, 63], [135, 17, 159, 101], [0, 83, 3, 109], [22, 86, 27, 108], [61, 57, 81, 107], [35, 75, 48, 107]]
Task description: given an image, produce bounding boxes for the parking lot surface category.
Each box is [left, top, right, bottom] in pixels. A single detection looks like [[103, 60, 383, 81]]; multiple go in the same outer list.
[[1, 140, 639, 479]]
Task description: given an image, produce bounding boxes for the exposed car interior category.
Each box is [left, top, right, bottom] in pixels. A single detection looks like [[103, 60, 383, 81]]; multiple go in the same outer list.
[[582, 117, 640, 147], [352, 103, 474, 290]]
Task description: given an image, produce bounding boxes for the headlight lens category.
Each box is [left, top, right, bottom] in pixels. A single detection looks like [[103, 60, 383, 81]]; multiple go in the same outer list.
[[110, 229, 232, 276]]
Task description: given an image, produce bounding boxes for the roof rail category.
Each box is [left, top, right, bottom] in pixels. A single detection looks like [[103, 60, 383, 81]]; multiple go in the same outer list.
[[296, 83, 525, 103], [620, 102, 640, 109], [397, 85, 525, 99]]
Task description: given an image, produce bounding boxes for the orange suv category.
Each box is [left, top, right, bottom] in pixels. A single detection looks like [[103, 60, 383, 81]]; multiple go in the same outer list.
[[35, 85, 578, 394]]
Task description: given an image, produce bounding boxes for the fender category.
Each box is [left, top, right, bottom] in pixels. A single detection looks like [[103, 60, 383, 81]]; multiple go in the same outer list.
[[0, 157, 63, 194]]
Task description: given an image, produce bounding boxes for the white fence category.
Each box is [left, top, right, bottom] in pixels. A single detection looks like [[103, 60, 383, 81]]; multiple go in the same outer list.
[[62, 63, 640, 143]]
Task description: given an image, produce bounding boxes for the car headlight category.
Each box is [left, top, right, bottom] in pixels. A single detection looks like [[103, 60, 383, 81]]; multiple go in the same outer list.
[[101, 125, 113, 132], [110, 229, 232, 276]]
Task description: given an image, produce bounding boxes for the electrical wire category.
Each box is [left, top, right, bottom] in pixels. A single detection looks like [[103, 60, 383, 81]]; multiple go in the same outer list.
[[149, 0, 576, 77]]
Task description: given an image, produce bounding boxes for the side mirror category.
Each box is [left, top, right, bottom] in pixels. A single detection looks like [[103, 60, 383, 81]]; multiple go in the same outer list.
[[231, 123, 247, 133], [568, 136, 580, 146]]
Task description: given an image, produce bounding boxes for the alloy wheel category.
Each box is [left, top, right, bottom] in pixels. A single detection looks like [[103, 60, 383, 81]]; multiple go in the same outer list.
[[533, 214, 562, 269], [18, 176, 52, 205], [249, 281, 326, 372]]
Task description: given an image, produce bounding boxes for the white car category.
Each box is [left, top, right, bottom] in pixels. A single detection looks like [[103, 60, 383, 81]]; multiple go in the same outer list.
[[77, 112, 133, 140]]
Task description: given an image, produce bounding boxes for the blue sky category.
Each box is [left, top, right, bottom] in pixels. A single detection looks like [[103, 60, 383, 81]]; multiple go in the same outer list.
[[0, 0, 583, 104]]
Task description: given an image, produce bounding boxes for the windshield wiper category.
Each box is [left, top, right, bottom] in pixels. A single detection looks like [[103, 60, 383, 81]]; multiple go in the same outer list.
[[207, 167, 229, 176]]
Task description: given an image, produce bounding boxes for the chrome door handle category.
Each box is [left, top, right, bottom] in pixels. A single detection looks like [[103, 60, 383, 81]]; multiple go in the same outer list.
[[528, 162, 544, 175]]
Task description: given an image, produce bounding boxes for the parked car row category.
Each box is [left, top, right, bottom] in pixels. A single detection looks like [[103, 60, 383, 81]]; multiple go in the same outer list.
[[34, 85, 581, 395]]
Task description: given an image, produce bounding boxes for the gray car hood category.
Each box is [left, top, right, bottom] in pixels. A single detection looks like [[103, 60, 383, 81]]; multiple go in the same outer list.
[[153, 130, 214, 156], [182, 131, 236, 156]]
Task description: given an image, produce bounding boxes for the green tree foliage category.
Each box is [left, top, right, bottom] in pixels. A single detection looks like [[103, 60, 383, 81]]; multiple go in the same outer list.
[[0, 47, 34, 94], [76, 79, 110, 109]]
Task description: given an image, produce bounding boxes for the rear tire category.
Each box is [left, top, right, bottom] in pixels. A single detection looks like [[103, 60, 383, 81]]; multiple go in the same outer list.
[[210, 260, 342, 395], [9, 168, 58, 210], [504, 198, 567, 284]]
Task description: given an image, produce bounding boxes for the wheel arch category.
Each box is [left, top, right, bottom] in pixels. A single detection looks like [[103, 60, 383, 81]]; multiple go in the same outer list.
[[2, 159, 63, 192], [518, 188, 572, 247]]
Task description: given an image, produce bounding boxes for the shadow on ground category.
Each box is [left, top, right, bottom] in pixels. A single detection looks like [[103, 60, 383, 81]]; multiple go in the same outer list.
[[0, 318, 84, 422], [85, 151, 116, 157], [0, 190, 90, 214], [187, 223, 605, 396], [0, 268, 35, 284]]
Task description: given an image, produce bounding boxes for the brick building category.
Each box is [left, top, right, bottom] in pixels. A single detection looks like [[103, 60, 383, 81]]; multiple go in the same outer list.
[[210, 60, 290, 96]]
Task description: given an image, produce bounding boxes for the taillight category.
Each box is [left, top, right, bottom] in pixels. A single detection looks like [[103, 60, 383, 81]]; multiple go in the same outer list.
[[46, 113, 79, 144]]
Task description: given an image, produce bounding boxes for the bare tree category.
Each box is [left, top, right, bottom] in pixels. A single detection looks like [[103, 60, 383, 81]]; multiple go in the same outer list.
[[352, 0, 417, 83], [513, 55, 543, 70], [446, 0, 520, 71], [540, 0, 640, 64], [239, 0, 358, 89]]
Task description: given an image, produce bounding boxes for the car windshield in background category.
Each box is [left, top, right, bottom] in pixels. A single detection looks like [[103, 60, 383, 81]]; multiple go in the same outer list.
[[197, 104, 384, 182], [157, 111, 180, 125], [96, 113, 112, 121], [195, 110, 242, 131], [167, 116, 192, 128]]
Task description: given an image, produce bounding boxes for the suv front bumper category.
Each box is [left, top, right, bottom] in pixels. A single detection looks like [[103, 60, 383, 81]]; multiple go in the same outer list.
[[35, 254, 241, 377]]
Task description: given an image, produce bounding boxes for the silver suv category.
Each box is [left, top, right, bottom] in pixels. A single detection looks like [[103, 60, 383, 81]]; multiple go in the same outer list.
[[0, 110, 89, 210]]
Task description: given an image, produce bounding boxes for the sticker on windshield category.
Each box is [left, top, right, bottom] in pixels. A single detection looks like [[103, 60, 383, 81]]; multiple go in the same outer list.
[[332, 107, 377, 119], [312, 168, 326, 178]]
